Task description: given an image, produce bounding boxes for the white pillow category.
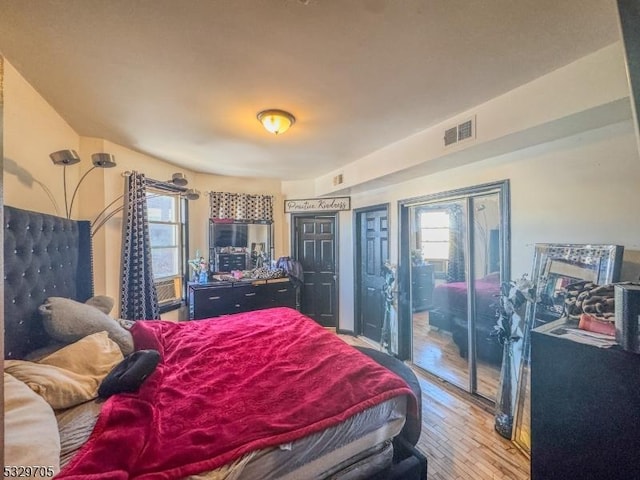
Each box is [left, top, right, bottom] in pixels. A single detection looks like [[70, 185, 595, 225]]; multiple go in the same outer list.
[[4, 373, 61, 477]]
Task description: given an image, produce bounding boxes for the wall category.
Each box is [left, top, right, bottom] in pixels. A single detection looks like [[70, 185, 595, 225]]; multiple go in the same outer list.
[[333, 121, 640, 331], [2, 59, 285, 321], [314, 42, 632, 197], [5, 42, 640, 335], [3, 60, 80, 216], [281, 43, 640, 332]]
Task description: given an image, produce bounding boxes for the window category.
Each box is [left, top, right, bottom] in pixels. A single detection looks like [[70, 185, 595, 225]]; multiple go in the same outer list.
[[147, 190, 187, 307], [419, 210, 450, 260]]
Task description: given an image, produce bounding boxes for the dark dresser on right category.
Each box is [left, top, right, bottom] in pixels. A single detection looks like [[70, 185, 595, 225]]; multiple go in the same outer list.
[[531, 318, 640, 480]]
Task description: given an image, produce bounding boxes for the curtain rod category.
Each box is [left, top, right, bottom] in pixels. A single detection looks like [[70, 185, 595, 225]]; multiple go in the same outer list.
[[121, 171, 188, 193], [206, 191, 274, 197]]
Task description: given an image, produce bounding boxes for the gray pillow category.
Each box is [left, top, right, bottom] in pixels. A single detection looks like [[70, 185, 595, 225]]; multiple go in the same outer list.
[[39, 297, 134, 355], [85, 295, 115, 315]]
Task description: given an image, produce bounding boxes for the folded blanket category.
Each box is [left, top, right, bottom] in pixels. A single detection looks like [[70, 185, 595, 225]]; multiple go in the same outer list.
[[58, 307, 414, 479]]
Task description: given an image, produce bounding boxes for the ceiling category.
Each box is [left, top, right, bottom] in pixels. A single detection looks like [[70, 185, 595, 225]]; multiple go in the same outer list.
[[0, 0, 622, 181]]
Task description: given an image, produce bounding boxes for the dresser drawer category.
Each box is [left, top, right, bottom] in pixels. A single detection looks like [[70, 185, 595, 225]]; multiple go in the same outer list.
[[261, 282, 297, 308], [191, 285, 236, 319], [233, 284, 259, 311]]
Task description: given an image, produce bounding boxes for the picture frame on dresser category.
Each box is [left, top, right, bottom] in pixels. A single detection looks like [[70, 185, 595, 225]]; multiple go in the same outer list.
[[512, 243, 623, 456]]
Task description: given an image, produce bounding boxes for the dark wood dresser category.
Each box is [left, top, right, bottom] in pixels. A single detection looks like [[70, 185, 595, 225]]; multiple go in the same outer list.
[[216, 252, 247, 272], [411, 264, 434, 312], [531, 318, 640, 480], [188, 277, 297, 320]]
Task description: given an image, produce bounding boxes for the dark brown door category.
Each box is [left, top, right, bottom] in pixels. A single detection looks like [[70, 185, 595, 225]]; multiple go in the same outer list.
[[294, 215, 337, 327], [356, 207, 389, 342]]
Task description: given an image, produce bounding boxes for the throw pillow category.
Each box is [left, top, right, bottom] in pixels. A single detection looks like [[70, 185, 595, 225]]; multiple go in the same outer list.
[[39, 296, 134, 355], [4, 331, 124, 409], [85, 295, 115, 315], [4, 373, 61, 477]]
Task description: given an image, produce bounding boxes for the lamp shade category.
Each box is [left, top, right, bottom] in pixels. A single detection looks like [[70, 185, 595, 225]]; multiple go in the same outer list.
[[50, 149, 81, 165], [91, 153, 117, 168], [171, 172, 188, 186], [184, 189, 201, 201], [257, 109, 295, 135]]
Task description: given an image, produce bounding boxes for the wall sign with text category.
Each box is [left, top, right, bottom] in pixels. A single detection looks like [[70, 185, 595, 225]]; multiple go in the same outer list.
[[284, 197, 351, 213]]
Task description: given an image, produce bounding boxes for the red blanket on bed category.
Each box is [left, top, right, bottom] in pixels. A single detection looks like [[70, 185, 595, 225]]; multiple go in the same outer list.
[[59, 307, 414, 479]]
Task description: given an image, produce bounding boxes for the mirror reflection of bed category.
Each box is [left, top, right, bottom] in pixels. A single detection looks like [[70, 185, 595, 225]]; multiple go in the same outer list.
[[408, 185, 508, 403]]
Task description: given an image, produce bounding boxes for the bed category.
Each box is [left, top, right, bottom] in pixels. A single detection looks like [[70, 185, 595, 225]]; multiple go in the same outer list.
[[428, 272, 502, 363], [3, 205, 425, 480]]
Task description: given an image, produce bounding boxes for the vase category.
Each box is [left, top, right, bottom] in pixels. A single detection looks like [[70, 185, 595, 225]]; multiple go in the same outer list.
[[494, 340, 515, 439], [198, 271, 208, 283]]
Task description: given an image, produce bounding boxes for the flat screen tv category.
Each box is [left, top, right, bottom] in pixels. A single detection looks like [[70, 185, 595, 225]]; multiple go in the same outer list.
[[213, 224, 248, 248]]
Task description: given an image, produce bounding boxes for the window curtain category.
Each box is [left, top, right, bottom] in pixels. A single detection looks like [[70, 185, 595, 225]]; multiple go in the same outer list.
[[120, 171, 160, 320], [209, 192, 273, 222], [447, 203, 466, 283]]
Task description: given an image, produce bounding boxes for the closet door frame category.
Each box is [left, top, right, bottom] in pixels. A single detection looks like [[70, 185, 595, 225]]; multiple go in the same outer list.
[[397, 180, 511, 391]]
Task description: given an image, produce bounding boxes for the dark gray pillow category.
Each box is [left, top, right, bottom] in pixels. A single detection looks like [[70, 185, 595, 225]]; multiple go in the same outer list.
[[39, 297, 133, 355]]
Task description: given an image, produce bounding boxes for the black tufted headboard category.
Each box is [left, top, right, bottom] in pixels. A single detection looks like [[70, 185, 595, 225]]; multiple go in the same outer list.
[[3, 205, 94, 359]]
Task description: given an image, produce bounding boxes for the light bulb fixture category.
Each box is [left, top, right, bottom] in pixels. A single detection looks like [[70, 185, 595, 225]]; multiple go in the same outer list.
[[257, 109, 296, 135], [91, 153, 117, 168], [50, 150, 117, 219], [170, 172, 188, 186], [184, 189, 201, 201], [50, 149, 81, 165]]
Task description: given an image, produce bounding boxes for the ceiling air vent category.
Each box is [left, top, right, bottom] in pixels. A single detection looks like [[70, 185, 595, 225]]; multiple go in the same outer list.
[[444, 116, 476, 147], [444, 127, 458, 146], [457, 119, 473, 141]]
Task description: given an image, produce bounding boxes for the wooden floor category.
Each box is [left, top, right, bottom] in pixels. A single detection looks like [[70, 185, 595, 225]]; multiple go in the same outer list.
[[412, 311, 501, 401], [338, 334, 531, 480]]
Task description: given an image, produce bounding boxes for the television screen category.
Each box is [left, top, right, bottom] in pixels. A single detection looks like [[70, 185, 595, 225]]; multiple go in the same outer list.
[[213, 224, 248, 247]]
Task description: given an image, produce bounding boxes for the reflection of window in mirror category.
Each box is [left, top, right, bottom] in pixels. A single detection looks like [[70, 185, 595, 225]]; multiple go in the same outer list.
[[417, 209, 449, 280]]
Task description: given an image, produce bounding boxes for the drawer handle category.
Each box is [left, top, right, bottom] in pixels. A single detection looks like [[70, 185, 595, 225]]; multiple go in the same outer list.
[[208, 296, 221, 300], [277, 288, 288, 293], [244, 292, 256, 297]]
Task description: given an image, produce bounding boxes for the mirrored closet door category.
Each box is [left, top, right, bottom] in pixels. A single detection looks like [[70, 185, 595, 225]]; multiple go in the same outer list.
[[401, 181, 510, 401]]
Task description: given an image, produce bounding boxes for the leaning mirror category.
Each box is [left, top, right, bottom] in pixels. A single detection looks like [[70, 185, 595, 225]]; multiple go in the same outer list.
[[513, 243, 624, 456]]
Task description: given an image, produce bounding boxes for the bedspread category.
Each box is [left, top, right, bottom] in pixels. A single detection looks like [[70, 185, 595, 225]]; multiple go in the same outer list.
[[431, 272, 500, 320], [58, 307, 414, 479]]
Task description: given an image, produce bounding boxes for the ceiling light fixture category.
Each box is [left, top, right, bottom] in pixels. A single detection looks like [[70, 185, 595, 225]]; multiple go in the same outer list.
[[257, 109, 296, 135]]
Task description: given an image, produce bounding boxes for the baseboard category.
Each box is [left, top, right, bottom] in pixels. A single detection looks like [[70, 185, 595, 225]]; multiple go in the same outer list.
[[337, 328, 355, 335]]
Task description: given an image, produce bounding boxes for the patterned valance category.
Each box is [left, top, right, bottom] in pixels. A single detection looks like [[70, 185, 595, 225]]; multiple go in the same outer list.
[[209, 192, 274, 222]]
